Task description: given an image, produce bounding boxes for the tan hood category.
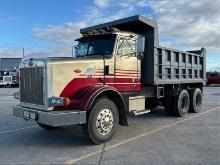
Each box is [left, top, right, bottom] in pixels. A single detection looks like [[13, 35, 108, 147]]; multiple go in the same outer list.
[[47, 57, 105, 97]]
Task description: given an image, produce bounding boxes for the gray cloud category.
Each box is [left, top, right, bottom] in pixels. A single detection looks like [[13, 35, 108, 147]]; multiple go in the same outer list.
[[26, 0, 220, 71], [148, 0, 220, 51], [0, 48, 24, 58], [33, 21, 87, 44], [33, 0, 135, 46], [207, 59, 220, 71], [94, 0, 110, 8], [32, 0, 220, 52], [0, 16, 15, 25]]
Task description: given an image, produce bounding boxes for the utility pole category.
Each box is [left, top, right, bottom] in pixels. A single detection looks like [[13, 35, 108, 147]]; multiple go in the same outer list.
[[22, 47, 24, 58], [72, 46, 74, 57]]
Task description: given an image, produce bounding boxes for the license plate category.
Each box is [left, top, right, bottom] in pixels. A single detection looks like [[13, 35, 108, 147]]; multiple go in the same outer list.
[[23, 111, 37, 120]]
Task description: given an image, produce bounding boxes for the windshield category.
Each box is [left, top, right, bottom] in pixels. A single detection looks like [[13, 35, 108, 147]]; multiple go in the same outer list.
[[0, 71, 8, 76], [76, 34, 116, 57]]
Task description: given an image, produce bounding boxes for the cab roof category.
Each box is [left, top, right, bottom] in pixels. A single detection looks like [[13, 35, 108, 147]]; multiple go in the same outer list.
[[80, 15, 159, 46]]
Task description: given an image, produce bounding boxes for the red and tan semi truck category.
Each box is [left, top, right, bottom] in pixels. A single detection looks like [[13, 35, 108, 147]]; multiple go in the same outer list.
[[13, 15, 206, 144]]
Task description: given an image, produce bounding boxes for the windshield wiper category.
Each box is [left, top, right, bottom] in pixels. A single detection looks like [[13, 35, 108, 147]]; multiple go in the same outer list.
[[87, 53, 105, 56]]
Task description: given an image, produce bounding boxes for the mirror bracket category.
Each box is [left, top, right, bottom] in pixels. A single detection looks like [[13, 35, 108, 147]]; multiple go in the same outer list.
[[137, 36, 145, 55]]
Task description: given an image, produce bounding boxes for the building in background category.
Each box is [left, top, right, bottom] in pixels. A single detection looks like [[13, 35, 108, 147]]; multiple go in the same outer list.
[[0, 58, 21, 71]]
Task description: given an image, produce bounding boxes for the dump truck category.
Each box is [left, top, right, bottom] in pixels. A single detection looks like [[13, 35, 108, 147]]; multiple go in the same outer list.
[[13, 15, 206, 144], [0, 70, 19, 87]]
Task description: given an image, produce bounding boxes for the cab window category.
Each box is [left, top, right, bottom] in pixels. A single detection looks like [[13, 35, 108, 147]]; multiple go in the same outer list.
[[117, 38, 136, 56], [76, 34, 116, 57]]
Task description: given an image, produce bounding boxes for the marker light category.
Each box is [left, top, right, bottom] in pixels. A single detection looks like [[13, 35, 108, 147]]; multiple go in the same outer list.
[[48, 97, 71, 107]]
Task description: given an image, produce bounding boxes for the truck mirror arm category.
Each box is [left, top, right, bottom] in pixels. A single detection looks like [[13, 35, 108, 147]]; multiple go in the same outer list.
[[136, 52, 144, 60]]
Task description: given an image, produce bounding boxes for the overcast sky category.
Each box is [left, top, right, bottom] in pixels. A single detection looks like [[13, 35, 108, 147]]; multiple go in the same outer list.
[[0, 0, 219, 71]]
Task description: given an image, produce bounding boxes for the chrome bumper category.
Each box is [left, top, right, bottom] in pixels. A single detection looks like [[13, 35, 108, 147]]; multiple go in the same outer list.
[[13, 105, 86, 127]]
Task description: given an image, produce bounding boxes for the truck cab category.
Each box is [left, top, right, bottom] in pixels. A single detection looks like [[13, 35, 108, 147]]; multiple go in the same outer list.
[[0, 71, 9, 86], [0, 71, 19, 87], [0, 71, 12, 87], [75, 31, 143, 91]]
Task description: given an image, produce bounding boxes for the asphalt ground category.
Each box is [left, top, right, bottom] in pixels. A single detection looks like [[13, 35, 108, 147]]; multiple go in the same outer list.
[[0, 86, 219, 164]]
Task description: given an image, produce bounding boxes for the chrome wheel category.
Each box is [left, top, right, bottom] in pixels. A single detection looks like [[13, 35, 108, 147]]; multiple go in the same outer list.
[[96, 109, 114, 135], [87, 98, 119, 144]]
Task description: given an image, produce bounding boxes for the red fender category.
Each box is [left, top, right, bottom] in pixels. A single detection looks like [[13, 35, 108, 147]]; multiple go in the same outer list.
[[54, 78, 128, 126], [73, 85, 128, 126], [72, 85, 126, 111], [55, 84, 128, 126], [55, 82, 126, 111]]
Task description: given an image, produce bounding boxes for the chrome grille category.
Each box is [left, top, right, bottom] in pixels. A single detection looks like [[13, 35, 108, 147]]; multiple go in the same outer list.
[[20, 67, 44, 105]]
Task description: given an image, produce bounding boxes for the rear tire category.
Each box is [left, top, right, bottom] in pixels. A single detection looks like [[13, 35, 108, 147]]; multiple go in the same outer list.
[[189, 88, 202, 113], [173, 90, 190, 117], [85, 98, 119, 144]]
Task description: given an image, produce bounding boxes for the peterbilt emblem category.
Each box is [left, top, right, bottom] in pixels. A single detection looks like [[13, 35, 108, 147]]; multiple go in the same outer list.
[[28, 58, 33, 66], [85, 68, 96, 76], [28, 61, 33, 66]]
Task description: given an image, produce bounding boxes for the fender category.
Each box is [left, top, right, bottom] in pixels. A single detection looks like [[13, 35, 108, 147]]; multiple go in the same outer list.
[[55, 78, 128, 126], [72, 85, 128, 126]]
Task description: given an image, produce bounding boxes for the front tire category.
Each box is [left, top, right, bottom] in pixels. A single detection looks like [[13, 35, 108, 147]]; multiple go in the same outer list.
[[173, 90, 190, 117], [86, 98, 119, 144]]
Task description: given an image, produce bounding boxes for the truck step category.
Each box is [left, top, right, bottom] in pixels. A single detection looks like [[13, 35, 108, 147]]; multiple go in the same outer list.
[[132, 109, 151, 116]]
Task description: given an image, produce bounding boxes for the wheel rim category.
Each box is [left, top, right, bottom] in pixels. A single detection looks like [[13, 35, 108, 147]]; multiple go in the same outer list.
[[96, 109, 114, 136]]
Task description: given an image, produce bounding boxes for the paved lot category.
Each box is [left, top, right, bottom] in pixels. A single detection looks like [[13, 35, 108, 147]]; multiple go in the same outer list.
[[0, 86, 219, 164]]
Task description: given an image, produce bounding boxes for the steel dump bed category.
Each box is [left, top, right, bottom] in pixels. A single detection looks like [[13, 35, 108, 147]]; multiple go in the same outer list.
[[153, 47, 205, 85], [80, 15, 206, 85]]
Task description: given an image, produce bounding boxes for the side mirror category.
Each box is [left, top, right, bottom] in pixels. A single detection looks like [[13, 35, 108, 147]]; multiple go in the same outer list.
[[72, 45, 78, 57], [74, 45, 78, 50], [137, 36, 145, 55]]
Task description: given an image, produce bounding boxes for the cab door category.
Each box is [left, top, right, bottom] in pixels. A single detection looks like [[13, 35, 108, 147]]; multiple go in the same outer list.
[[114, 36, 141, 92]]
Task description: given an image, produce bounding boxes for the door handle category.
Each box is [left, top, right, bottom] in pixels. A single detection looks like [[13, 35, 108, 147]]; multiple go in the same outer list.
[[104, 65, 109, 75]]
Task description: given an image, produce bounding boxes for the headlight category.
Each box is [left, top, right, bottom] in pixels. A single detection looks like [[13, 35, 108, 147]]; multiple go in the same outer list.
[[14, 92, 20, 100], [48, 97, 71, 107]]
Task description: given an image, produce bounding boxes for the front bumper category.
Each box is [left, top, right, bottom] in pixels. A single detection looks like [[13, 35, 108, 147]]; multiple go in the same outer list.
[[13, 105, 86, 127]]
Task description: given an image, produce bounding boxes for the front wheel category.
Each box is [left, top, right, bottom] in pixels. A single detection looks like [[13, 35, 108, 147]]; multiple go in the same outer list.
[[86, 98, 119, 144]]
